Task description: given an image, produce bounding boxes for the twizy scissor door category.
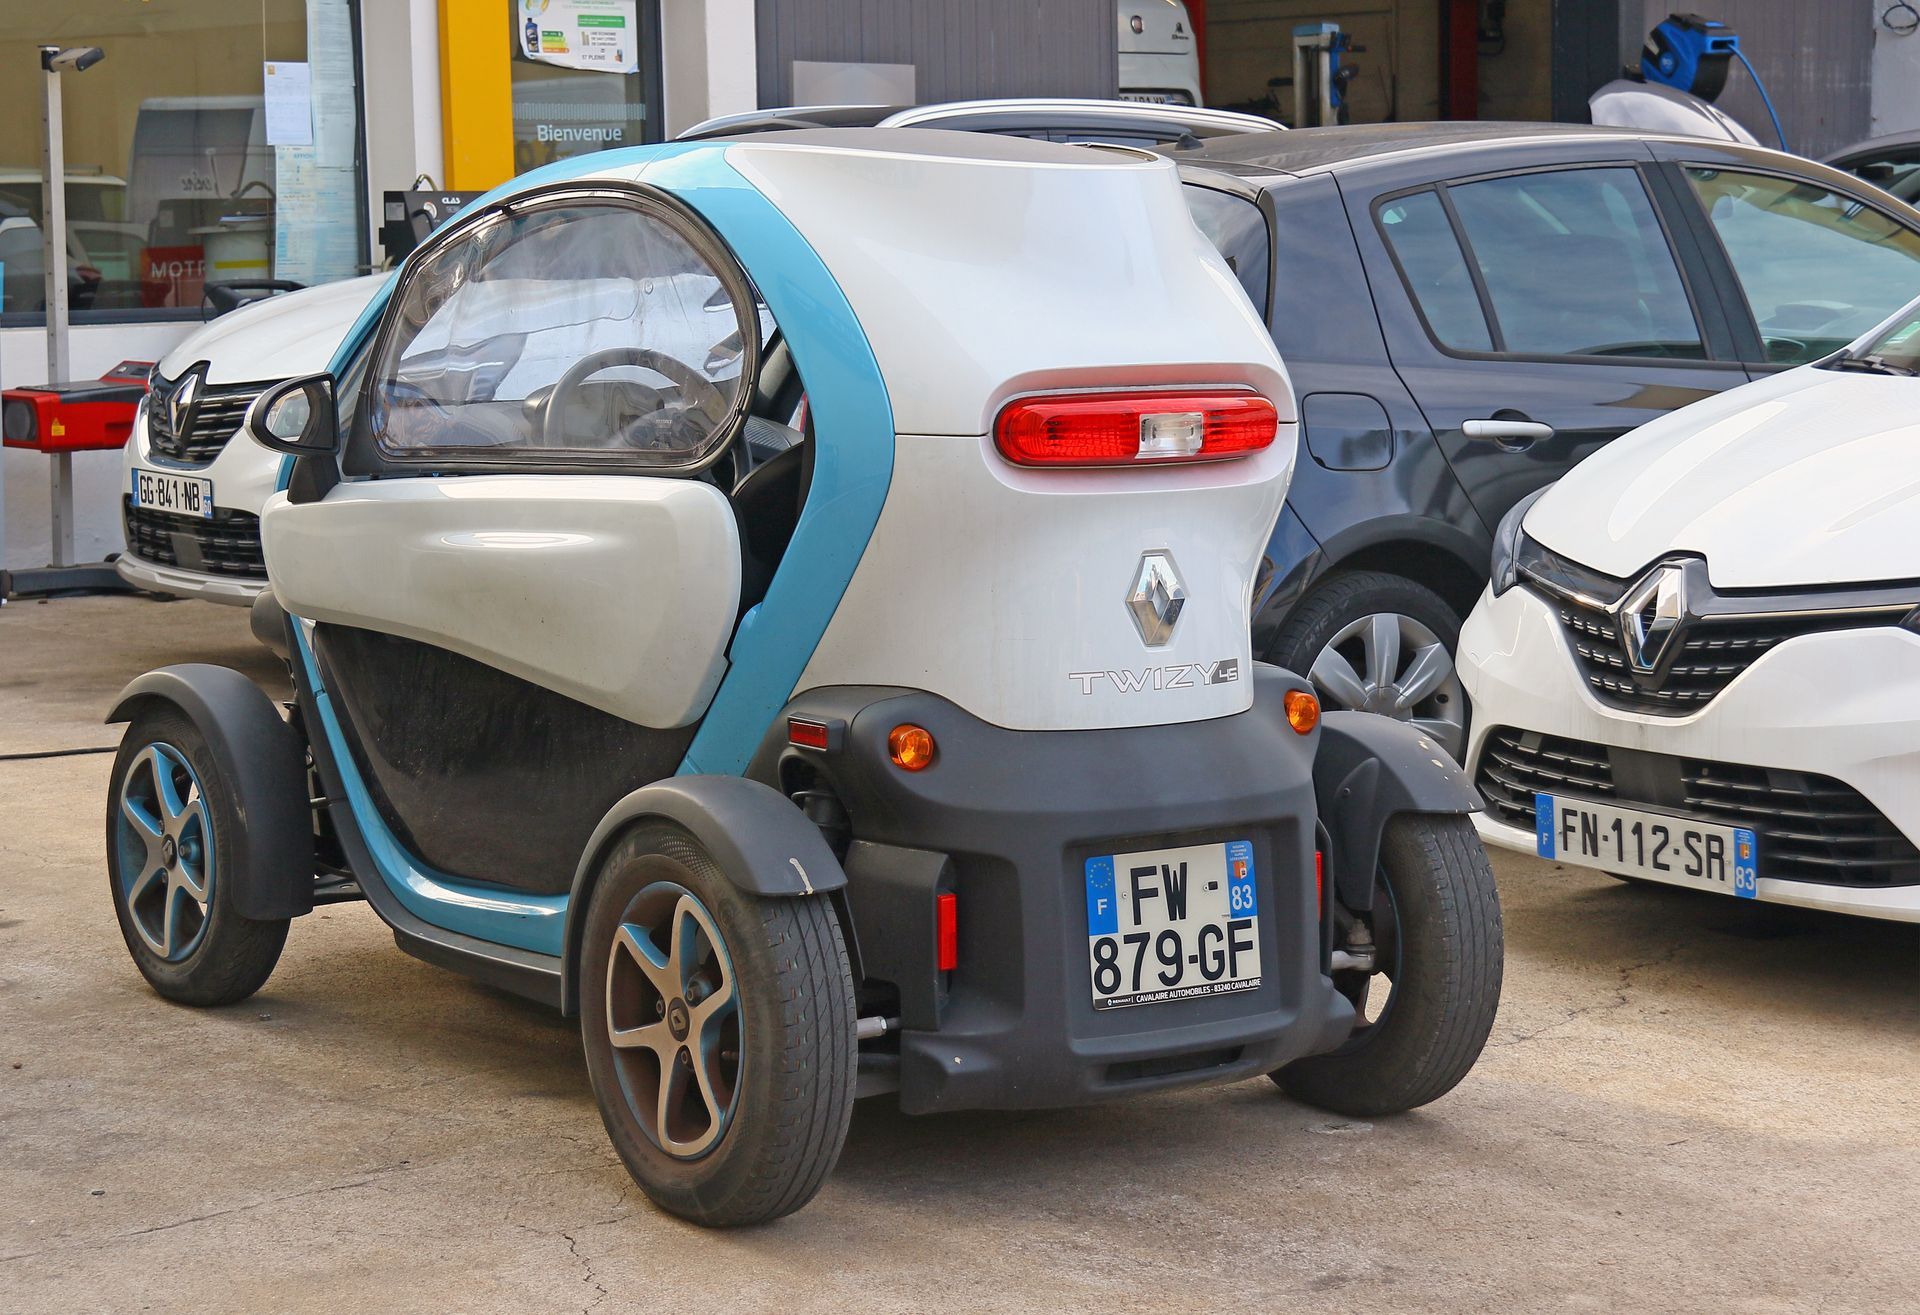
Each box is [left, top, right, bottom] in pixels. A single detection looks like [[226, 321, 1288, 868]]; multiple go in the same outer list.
[[262, 188, 754, 899]]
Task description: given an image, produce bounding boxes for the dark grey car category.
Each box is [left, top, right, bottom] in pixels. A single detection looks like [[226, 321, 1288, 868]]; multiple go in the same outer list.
[[1173, 122, 1920, 758]]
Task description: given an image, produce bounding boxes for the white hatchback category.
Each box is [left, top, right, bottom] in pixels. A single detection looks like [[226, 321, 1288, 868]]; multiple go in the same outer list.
[[1461, 301, 1920, 923], [118, 275, 385, 604]]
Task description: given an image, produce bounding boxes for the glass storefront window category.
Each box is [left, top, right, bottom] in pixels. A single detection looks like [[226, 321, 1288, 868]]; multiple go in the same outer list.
[[509, 0, 663, 174], [0, 0, 366, 323]]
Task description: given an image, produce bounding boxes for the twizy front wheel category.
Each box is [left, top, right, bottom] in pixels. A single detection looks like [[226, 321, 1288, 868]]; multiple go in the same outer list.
[[580, 824, 857, 1227], [1276, 814, 1502, 1116], [106, 708, 290, 1006]]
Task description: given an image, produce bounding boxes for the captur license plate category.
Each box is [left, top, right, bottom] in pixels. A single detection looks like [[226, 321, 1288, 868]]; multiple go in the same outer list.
[[131, 467, 213, 519], [1535, 793, 1758, 898], [1085, 840, 1261, 1010]]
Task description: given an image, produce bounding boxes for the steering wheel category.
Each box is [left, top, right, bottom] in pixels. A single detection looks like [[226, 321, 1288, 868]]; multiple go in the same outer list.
[[541, 347, 730, 448]]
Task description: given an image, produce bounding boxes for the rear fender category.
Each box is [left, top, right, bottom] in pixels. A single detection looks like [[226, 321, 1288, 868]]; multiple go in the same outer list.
[[105, 664, 313, 920], [1313, 710, 1480, 909], [562, 774, 846, 1015]]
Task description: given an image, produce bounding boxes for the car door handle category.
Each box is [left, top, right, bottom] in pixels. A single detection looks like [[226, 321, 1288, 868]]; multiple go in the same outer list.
[[1462, 418, 1555, 450]]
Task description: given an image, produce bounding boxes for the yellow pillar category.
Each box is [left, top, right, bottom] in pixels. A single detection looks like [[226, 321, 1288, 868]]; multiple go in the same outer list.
[[439, 0, 515, 189]]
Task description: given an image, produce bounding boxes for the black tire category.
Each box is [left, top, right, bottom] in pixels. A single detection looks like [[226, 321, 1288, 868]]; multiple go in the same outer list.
[[580, 823, 856, 1227], [1268, 570, 1469, 762], [1275, 814, 1502, 1116], [105, 706, 290, 1007]]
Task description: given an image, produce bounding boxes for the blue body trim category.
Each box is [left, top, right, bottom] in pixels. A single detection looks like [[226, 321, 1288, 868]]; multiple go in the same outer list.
[[275, 140, 895, 947], [292, 627, 569, 955]]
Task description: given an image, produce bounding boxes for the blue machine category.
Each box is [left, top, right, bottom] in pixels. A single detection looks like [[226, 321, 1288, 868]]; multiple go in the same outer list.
[[1640, 12, 1785, 149]]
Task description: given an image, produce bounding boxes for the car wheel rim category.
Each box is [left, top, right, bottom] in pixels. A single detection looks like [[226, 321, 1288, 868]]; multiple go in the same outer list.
[[115, 743, 215, 962], [604, 881, 741, 1160], [1308, 611, 1466, 759]]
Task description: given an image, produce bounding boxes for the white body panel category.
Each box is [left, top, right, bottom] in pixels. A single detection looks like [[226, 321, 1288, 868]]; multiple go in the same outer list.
[[157, 275, 386, 385], [260, 476, 741, 728], [1525, 367, 1920, 589], [721, 132, 1291, 437], [1461, 582, 1920, 923], [798, 434, 1290, 730]]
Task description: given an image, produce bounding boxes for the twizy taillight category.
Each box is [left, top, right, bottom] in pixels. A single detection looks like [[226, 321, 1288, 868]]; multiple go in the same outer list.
[[993, 390, 1279, 467]]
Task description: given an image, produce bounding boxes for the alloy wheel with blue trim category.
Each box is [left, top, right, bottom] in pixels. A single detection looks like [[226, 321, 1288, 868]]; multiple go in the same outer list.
[[115, 743, 215, 962], [106, 708, 290, 1006], [580, 822, 857, 1227]]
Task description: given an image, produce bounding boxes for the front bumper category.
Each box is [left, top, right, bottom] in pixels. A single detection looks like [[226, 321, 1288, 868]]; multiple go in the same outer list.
[[116, 548, 266, 606], [755, 667, 1354, 1114], [1460, 582, 1920, 923]]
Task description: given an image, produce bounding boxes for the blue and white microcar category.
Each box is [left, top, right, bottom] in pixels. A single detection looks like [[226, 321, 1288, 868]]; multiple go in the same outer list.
[[103, 130, 1502, 1226]]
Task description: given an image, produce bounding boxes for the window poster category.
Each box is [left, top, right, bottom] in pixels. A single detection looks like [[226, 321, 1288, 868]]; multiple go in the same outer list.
[[518, 0, 641, 74]]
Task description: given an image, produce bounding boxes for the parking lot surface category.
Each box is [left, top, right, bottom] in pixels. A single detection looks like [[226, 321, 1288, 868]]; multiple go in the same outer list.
[[3, 595, 1916, 1314]]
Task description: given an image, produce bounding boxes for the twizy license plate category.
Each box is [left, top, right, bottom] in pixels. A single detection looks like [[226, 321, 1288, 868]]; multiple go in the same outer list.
[[1084, 840, 1261, 1010], [130, 467, 214, 519], [1535, 794, 1758, 898]]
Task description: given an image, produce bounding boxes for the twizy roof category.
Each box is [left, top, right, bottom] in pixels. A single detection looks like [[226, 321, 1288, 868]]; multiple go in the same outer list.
[[449, 128, 1290, 437]]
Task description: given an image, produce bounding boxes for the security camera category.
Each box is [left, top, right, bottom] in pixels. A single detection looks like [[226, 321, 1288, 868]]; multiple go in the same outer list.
[[40, 46, 106, 74]]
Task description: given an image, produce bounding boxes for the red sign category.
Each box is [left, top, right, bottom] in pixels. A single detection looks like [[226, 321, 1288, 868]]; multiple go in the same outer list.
[[141, 245, 206, 309]]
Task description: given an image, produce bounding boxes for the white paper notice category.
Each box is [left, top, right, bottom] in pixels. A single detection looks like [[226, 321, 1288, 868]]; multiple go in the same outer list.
[[517, 0, 640, 74], [263, 62, 314, 146]]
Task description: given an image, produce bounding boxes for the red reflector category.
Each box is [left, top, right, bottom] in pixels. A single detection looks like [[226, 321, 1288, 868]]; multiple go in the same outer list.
[[994, 390, 1278, 467], [936, 892, 958, 971], [1315, 850, 1324, 912], [787, 717, 830, 750]]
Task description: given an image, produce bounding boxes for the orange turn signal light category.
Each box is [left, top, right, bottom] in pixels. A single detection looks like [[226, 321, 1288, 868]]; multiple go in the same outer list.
[[1284, 689, 1320, 735], [887, 723, 937, 771]]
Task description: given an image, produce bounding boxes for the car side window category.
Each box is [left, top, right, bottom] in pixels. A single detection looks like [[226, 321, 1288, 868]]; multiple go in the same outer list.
[[363, 198, 755, 468], [1182, 185, 1271, 313], [1376, 189, 1494, 352], [1686, 166, 1920, 364], [1444, 167, 1704, 360]]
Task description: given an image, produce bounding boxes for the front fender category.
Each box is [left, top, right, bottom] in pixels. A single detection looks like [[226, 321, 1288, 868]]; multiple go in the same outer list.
[[105, 664, 313, 920], [562, 774, 845, 1014], [1313, 710, 1480, 910]]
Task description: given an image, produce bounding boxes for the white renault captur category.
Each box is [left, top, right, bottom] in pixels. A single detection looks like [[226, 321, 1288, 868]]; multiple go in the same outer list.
[[119, 276, 385, 604], [1461, 299, 1920, 923]]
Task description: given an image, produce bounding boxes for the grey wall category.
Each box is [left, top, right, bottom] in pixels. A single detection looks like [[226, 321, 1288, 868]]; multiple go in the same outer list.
[[1618, 2, 1872, 157], [754, 0, 1118, 107]]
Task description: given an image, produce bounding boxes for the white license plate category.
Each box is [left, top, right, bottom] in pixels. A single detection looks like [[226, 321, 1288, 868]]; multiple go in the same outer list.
[[130, 467, 214, 519], [1085, 839, 1261, 1010], [1535, 794, 1758, 898]]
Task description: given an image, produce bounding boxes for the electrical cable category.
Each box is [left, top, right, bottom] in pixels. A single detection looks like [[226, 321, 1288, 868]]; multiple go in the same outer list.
[[1732, 47, 1786, 150], [1885, 4, 1920, 37], [0, 745, 117, 762]]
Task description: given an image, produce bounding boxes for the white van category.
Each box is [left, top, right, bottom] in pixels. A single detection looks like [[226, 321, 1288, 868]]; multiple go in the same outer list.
[[1117, 0, 1204, 106]]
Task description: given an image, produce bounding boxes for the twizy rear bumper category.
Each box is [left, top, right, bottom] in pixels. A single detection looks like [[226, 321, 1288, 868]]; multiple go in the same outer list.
[[754, 666, 1356, 1115]]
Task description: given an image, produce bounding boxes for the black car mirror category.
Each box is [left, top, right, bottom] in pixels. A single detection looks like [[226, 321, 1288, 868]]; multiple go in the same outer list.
[[246, 373, 339, 456]]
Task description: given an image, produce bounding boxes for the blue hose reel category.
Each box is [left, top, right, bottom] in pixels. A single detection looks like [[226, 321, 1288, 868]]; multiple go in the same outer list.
[[1640, 13, 1786, 149]]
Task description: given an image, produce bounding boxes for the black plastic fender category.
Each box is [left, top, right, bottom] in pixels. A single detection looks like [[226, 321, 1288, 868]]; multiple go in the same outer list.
[[1313, 710, 1481, 910], [562, 774, 846, 1015], [105, 664, 313, 920]]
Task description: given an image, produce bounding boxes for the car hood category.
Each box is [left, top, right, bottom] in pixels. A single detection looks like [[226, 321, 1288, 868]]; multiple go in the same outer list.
[[1527, 366, 1920, 589], [159, 274, 388, 385]]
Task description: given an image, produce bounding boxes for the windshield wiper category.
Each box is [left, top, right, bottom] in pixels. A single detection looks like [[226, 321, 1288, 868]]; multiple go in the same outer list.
[[1825, 353, 1919, 376]]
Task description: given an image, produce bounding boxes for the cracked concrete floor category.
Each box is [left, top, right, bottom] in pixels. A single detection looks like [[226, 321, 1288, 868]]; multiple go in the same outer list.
[[3, 595, 1917, 1314]]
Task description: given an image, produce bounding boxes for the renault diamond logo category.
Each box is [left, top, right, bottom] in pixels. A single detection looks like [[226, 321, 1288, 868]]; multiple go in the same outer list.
[[169, 364, 206, 438], [1619, 563, 1685, 672], [1127, 550, 1186, 648]]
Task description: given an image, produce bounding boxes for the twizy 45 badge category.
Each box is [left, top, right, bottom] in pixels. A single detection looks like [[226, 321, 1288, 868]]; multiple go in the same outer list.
[[1070, 548, 1239, 693]]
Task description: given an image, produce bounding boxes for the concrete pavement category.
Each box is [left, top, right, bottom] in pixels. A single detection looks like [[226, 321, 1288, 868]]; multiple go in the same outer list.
[[2, 595, 1916, 1313]]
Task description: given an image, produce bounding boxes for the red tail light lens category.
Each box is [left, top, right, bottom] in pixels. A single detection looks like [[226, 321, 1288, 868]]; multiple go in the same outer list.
[[994, 390, 1278, 468], [936, 892, 958, 971]]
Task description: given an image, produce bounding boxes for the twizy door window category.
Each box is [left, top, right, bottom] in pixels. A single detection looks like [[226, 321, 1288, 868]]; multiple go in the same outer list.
[[364, 197, 755, 468]]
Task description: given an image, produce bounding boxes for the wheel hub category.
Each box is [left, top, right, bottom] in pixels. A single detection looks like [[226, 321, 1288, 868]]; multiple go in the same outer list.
[[161, 834, 178, 867], [667, 997, 690, 1041]]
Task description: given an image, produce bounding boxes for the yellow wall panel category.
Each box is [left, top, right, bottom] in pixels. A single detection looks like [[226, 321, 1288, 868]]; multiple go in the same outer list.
[[440, 0, 514, 189]]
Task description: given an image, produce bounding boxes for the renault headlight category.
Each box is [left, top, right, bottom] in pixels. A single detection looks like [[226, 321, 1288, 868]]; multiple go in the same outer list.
[[1490, 486, 1550, 597]]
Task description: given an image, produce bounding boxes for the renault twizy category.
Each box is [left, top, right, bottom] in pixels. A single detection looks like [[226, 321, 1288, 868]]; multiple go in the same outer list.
[[103, 130, 1502, 1226]]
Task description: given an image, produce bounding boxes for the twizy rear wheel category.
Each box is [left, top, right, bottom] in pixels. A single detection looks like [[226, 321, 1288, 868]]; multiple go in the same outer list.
[[580, 823, 856, 1227], [1275, 814, 1501, 1116], [105, 708, 290, 1006]]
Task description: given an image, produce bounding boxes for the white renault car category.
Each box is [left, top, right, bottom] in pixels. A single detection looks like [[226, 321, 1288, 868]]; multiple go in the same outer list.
[[1461, 301, 1920, 923], [118, 276, 386, 604]]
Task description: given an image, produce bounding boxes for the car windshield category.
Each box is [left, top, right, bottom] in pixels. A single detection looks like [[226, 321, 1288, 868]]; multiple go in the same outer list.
[[1828, 297, 1920, 375]]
